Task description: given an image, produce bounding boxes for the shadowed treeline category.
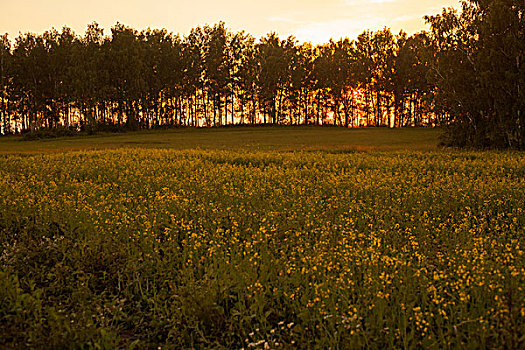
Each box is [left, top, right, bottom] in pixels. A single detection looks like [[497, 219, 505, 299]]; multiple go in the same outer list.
[[0, 0, 523, 148], [0, 25, 440, 131]]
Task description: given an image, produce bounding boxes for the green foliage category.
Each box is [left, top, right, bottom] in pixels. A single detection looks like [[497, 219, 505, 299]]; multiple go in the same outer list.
[[21, 126, 79, 140], [426, 0, 524, 149], [0, 22, 443, 135], [0, 147, 523, 348]]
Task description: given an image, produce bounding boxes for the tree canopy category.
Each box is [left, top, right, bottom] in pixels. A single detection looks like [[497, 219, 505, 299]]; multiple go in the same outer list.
[[426, 0, 524, 148]]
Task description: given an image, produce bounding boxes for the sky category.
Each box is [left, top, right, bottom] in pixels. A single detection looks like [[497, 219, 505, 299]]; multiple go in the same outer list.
[[0, 0, 460, 44]]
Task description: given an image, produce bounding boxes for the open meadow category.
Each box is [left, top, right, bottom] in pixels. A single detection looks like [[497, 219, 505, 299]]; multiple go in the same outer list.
[[0, 127, 440, 154], [0, 127, 523, 348]]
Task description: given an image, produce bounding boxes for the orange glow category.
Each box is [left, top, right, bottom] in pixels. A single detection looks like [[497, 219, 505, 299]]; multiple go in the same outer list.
[[1, 0, 460, 43]]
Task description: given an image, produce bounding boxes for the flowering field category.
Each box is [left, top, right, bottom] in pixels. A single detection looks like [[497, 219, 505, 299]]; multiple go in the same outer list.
[[0, 148, 524, 348]]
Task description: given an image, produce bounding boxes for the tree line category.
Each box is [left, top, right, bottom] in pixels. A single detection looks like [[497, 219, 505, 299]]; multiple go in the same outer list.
[[0, 0, 523, 148]]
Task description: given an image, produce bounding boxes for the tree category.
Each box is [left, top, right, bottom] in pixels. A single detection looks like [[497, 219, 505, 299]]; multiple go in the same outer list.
[[256, 33, 290, 124], [426, 0, 524, 148], [0, 34, 12, 134], [183, 27, 205, 126], [313, 39, 356, 126], [230, 31, 257, 125], [355, 31, 374, 125], [394, 32, 435, 127], [104, 23, 145, 128], [203, 23, 230, 126]]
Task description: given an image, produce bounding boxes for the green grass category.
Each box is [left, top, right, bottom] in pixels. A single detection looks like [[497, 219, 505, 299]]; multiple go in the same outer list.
[[0, 126, 441, 153], [0, 127, 523, 349]]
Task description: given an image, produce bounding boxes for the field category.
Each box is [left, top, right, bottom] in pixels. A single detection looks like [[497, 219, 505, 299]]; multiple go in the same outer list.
[[0, 127, 524, 349], [0, 126, 440, 153]]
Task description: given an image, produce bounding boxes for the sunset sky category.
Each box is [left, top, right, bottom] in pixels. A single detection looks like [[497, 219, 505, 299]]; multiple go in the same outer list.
[[1, 0, 460, 44]]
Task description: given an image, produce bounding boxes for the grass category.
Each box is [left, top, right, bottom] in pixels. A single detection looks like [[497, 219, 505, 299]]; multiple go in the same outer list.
[[0, 126, 441, 153], [0, 127, 523, 349]]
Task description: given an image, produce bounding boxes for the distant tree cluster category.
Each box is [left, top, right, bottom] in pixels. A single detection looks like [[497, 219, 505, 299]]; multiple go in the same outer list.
[[0, 0, 522, 148], [0, 23, 440, 132]]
